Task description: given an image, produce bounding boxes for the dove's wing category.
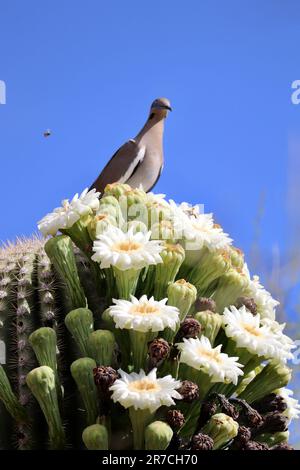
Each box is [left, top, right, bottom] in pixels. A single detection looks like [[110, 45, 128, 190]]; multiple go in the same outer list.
[[89, 140, 145, 194]]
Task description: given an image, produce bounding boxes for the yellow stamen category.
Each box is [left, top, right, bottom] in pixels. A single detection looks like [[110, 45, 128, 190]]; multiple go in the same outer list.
[[129, 379, 160, 392], [243, 324, 262, 337], [130, 303, 160, 315], [114, 241, 142, 252], [197, 347, 222, 363]]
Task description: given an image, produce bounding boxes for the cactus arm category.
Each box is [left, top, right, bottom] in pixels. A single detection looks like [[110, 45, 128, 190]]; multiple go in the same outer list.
[[0, 365, 28, 423], [45, 236, 86, 311]]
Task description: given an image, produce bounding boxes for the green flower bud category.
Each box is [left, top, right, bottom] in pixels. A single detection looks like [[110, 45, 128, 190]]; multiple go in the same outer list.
[[163, 279, 197, 343], [188, 248, 231, 297], [120, 188, 147, 207], [88, 329, 116, 366], [87, 213, 117, 240], [26, 366, 65, 449], [65, 308, 94, 357], [167, 279, 197, 322], [45, 235, 86, 311], [0, 365, 27, 423], [147, 201, 173, 228], [104, 182, 132, 199], [98, 195, 123, 225], [153, 243, 185, 300], [99, 194, 120, 208], [150, 220, 176, 242], [239, 361, 292, 404], [202, 413, 239, 449], [60, 215, 95, 258], [194, 311, 222, 345], [122, 220, 148, 234], [102, 308, 115, 330], [145, 421, 173, 450], [82, 424, 109, 450], [213, 267, 249, 313], [29, 327, 60, 391], [119, 190, 148, 226], [229, 246, 245, 270], [70, 358, 98, 425]]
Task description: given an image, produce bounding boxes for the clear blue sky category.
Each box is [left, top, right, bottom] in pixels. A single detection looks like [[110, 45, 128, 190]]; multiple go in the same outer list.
[[0, 0, 299, 261]]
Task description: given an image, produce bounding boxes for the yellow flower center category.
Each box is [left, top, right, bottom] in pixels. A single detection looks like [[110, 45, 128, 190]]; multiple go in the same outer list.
[[114, 241, 142, 252], [129, 379, 160, 392], [130, 303, 160, 315], [243, 323, 262, 337], [197, 347, 222, 363]]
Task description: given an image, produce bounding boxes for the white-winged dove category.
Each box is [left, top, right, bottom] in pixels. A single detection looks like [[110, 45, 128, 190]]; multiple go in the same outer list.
[[89, 98, 172, 193]]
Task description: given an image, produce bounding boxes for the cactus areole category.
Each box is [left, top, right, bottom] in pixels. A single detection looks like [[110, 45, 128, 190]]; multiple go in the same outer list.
[[0, 184, 298, 450]]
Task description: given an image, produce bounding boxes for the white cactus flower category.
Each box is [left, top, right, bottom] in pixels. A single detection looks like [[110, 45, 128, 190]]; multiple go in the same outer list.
[[110, 368, 182, 412]]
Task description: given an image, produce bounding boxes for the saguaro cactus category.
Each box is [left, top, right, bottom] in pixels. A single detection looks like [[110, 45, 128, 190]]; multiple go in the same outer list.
[[0, 185, 298, 450]]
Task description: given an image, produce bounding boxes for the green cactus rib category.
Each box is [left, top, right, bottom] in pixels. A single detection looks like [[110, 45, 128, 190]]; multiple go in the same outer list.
[[0, 238, 90, 449], [36, 249, 59, 329], [11, 249, 40, 449], [0, 365, 28, 423], [0, 250, 17, 449]]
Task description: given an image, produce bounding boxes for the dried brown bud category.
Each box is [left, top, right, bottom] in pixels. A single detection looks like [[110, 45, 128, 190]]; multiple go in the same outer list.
[[213, 394, 239, 420], [166, 409, 185, 430], [230, 398, 263, 428], [252, 393, 287, 414], [237, 425, 251, 443], [195, 297, 216, 313], [197, 399, 218, 429], [271, 443, 294, 451], [178, 380, 199, 403], [243, 440, 269, 450], [148, 338, 170, 367], [235, 297, 257, 315], [191, 433, 214, 451], [231, 426, 251, 449], [177, 317, 201, 340], [93, 366, 119, 394], [167, 433, 183, 451], [258, 412, 289, 434]]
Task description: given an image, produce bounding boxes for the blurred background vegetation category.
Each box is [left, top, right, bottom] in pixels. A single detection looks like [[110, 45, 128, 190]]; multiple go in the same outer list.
[[249, 138, 300, 448]]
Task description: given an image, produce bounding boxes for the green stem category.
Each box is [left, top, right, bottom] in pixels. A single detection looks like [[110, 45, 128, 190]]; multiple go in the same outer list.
[[113, 268, 141, 300], [129, 330, 156, 371], [129, 408, 154, 450], [178, 366, 213, 438]]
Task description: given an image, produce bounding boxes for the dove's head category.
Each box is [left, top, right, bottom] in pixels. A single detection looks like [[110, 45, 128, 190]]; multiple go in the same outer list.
[[150, 97, 172, 118]]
